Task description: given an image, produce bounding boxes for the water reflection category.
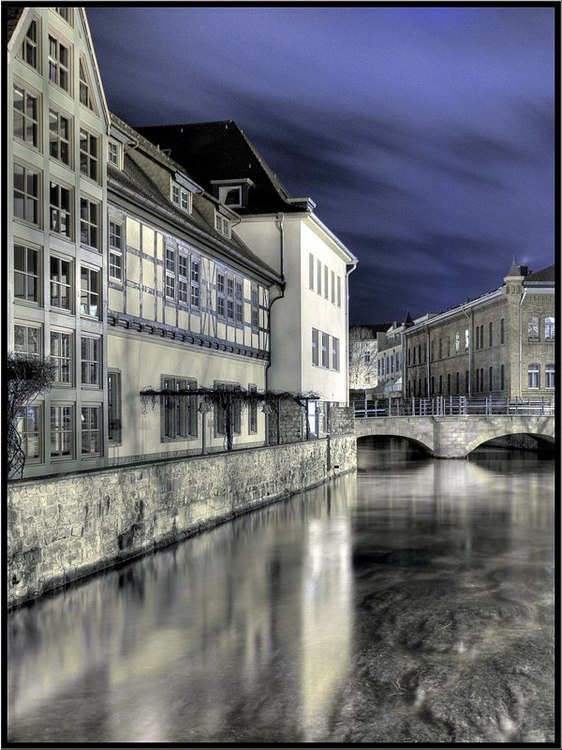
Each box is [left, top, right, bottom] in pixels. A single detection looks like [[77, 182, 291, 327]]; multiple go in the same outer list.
[[7, 443, 554, 743]]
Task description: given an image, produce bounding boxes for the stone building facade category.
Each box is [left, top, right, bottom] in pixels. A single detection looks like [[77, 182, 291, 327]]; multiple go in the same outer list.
[[403, 263, 555, 400]]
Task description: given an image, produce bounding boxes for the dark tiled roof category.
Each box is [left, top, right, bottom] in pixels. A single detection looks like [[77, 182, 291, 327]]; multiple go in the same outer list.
[[4, 6, 25, 44], [350, 324, 392, 339], [523, 265, 555, 285], [136, 121, 308, 215]]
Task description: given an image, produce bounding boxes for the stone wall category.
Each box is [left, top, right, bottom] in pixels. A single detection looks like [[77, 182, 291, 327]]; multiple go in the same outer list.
[[7, 436, 356, 608]]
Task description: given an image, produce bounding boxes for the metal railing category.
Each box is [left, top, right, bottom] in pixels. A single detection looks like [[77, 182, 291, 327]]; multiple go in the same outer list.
[[353, 396, 555, 418]]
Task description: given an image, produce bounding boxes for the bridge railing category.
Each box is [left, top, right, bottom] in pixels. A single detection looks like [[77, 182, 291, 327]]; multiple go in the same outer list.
[[353, 396, 555, 418]]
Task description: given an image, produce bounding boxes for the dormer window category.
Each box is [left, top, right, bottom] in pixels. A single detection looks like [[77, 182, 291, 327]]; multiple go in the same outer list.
[[108, 139, 122, 169], [211, 178, 253, 209], [171, 183, 192, 214], [215, 212, 231, 238], [218, 185, 242, 207]]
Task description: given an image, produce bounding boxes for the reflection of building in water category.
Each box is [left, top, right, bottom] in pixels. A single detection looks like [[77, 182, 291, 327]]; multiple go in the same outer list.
[[300, 494, 353, 741]]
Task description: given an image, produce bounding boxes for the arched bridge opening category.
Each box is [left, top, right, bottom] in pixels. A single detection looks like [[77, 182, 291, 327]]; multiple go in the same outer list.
[[467, 432, 556, 456]]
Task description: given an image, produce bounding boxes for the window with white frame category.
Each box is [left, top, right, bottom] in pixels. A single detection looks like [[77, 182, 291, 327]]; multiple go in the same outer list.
[[317, 260, 322, 295], [21, 19, 39, 69], [217, 272, 226, 317], [80, 267, 100, 318], [49, 109, 71, 165], [321, 332, 329, 368], [545, 317, 555, 341], [14, 243, 40, 304], [17, 403, 43, 462], [81, 406, 102, 456], [324, 266, 329, 300], [48, 35, 69, 91], [337, 275, 341, 308], [251, 285, 259, 330], [226, 277, 235, 321], [13, 84, 39, 148], [55, 8, 73, 24], [171, 183, 192, 213], [165, 245, 176, 299], [528, 363, 540, 389], [108, 140, 122, 168], [80, 198, 100, 249], [545, 363, 554, 389], [465, 329, 470, 350], [191, 258, 201, 309], [50, 404, 74, 459], [331, 270, 335, 304], [79, 58, 94, 110], [80, 129, 99, 181], [218, 185, 242, 207], [215, 383, 241, 437], [312, 328, 319, 366], [109, 221, 123, 281], [235, 280, 243, 325], [49, 181, 72, 238], [455, 332, 460, 353], [50, 330, 73, 384], [81, 336, 101, 386], [178, 252, 189, 305], [215, 212, 231, 238], [14, 323, 41, 358], [332, 337, 340, 371], [162, 378, 198, 439], [108, 371, 122, 443], [528, 316, 539, 341], [309, 253, 314, 290], [14, 163, 40, 225], [50, 256, 72, 310]]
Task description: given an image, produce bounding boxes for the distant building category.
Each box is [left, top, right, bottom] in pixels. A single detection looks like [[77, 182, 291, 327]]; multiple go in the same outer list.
[[403, 263, 555, 400], [348, 324, 390, 393]]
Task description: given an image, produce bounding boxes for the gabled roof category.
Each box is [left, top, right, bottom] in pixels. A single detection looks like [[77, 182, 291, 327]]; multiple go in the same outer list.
[[523, 265, 555, 286], [136, 121, 311, 215]]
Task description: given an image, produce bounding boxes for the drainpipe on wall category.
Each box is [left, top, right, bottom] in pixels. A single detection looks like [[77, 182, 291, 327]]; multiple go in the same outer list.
[[519, 289, 527, 398], [345, 261, 358, 406], [264, 213, 286, 445]]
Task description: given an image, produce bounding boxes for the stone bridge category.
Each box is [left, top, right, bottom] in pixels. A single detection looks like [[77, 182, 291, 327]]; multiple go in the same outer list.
[[354, 415, 556, 458]]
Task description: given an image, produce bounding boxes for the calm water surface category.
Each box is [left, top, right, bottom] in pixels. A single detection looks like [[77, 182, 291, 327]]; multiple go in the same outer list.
[[7, 441, 555, 743]]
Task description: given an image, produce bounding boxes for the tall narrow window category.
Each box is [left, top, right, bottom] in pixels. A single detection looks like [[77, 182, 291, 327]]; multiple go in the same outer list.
[[13, 85, 39, 147], [489, 321, 493, 347], [312, 328, 319, 366], [108, 371, 122, 443], [336, 276, 341, 308], [331, 270, 335, 304], [528, 364, 540, 389], [500, 318, 505, 344], [317, 260, 322, 295], [489, 366, 493, 391], [108, 140, 122, 168], [251, 286, 259, 331], [14, 163, 39, 225], [79, 59, 94, 110], [165, 246, 175, 299], [49, 109, 71, 165], [528, 316, 539, 341], [545, 317, 555, 341], [17, 404, 42, 462], [81, 406, 102, 456], [50, 256, 72, 310], [109, 222, 123, 281], [51, 404, 74, 459], [226, 277, 235, 322], [14, 243, 40, 303], [162, 379, 197, 439], [545, 364, 555, 389], [80, 267, 100, 318], [50, 182, 72, 237], [321, 332, 329, 368], [48, 36, 69, 91], [214, 383, 240, 437], [324, 265, 329, 299], [500, 364, 505, 391], [191, 258, 201, 309], [309, 253, 314, 290], [234, 280, 243, 325], [455, 332, 460, 353], [14, 324, 41, 358], [217, 272, 225, 317], [81, 336, 101, 386], [50, 331, 72, 384], [178, 253, 189, 305], [80, 198, 99, 249], [332, 337, 340, 371], [79, 130, 99, 181], [248, 385, 258, 434], [21, 20, 39, 69], [465, 329, 470, 350]]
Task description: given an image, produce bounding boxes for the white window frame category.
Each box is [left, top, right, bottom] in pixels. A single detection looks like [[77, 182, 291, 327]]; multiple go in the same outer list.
[[80, 197, 100, 250], [50, 403, 75, 460], [527, 363, 540, 389], [48, 34, 70, 92], [218, 185, 242, 207], [79, 129, 99, 182], [545, 317, 555, 342], [14, 322, 41, 358], [81, 405, 102, 457], [545, 364, 555, 389], [14, 162, 40, 226], [49, 181, 72, 238], [81, 336, 101, 387], [80, 266, 100, 318], [13, 83, 39, 148], [108, 140, 122, 169], [21, 19, 39, 70], [109, 221, 123, 281], [49, 255, 73, 311], [49, 108, 71, 165], [108, 370, 122, 443], [50, 329, 73, 384], [14, 242, 41, 305], [17, 403, 43, 463], [215, 212, 231, 238]]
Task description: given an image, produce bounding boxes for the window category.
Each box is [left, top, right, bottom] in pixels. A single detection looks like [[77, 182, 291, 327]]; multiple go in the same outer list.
[[108, 140, 122, 168], [108, 371, 122, 443], [21, 20, 39, 69], [465, 329, 470, 350], [50, 256, 72, 310], [489, 321, 493, 347], [178, 253, 189, 305], [218, 185, 242, 207], [80, 267, 100, 318], [49, 108, 71, 165], [528, 364, 540, 389], [50, 330, 73, 384], [545, 364, 555, 389], [79, 59, 94, 110], [217, 272, 225, 317], [364, 350, 371, 364], [309, 254, 314, 290], [455, 332, 460, 353], [324, 265, 329, 299], [500, 318, 505, 344], [431, 341, 435, 360], [13, 85, 39, 147], [438, 339, 442, 359], [81, 406, 102, 456], [48, 35, 69, 91], [80, 129, 99, 181], [489, 366, 493, 391], [337, 276, 341, 308], [81, 337, 101, 386], [165, 245, 175, 299], [51, 404, 74, 459], [321, 333, 329, 368], [49, 181, 72, 238], [80, 198, 100, 249], [331, 270, 335, 304], [215, 213, 230, 237], [312, 328, 319, 366], [17, 404, 42, 462], [248, 385, 258, 434], [109, 222, 123, 281], [317, 260, 322, 295], [500, 364, 505, 391], [191, 258, 201, 309], [14, 163, 40, 225], [234, 280, 243, 325], [172, 183, 192, 213], [226, 277, 235, 322], [332, 337, 340, 371], [214, 383, 241, 437], [55, 8, 73, 23], [251, 286, 259, 330], [528, 316, 539, 341], [447, 373, 451, 395], [14, 324, 41, 358], [545, 317, 555, 341], [14, 243, 40, 304], [162, 378, 198, 440]]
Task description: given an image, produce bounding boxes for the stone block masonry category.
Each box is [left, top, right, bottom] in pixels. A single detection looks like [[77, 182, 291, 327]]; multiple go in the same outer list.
[[7, 436, 356, 608]]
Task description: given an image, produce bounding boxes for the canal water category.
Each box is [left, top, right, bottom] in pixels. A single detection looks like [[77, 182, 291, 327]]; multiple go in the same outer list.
[[7, 439, 555, 744]]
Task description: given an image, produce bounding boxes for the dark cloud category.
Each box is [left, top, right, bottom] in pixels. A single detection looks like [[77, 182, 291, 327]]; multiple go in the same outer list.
[[87, 5, 555, 324]]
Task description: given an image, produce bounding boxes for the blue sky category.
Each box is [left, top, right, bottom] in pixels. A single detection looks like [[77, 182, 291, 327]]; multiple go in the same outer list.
[[87, 4, 556, 324]]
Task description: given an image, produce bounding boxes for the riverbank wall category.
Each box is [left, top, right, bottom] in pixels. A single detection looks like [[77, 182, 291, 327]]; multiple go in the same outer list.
[[7, 435, 356, 608]]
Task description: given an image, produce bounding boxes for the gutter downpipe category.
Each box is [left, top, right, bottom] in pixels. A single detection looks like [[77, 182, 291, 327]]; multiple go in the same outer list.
[[346, 260, 358, 406], [264, 213, 286, 445], [519, 289, 527, 398]]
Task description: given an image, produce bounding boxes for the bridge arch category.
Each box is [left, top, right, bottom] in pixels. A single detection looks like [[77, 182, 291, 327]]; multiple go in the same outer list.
[[357, 433, 434, 456], [465, 431, 556, 455]]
